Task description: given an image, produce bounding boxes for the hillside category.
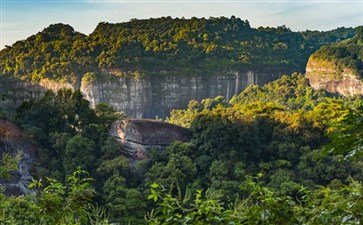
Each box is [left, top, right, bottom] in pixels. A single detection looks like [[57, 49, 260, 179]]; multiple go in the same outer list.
[[1, 15, 363, 225], [306, 27, 363, 96], [0, 17, 355, 82], [0, 17, 356, 118]]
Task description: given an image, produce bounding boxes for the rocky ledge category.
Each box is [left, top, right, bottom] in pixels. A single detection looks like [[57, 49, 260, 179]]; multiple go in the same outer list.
[[110, 119, 192, 159]]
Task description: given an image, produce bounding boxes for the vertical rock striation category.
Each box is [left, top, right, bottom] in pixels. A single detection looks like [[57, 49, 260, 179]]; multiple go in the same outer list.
[[79, 70, 280, 118], [306, 58, 363, 96], [1, 70, 281, 118]]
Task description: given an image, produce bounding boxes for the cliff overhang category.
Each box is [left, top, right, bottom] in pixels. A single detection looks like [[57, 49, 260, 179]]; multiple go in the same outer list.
[[110, 119, 192, 159]]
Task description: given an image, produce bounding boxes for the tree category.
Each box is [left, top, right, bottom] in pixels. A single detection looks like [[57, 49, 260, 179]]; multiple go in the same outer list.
[[325, 105, 363, 160], [0, 152, 20, 180], [95, 102, 125, 127], [146, 183, 237, 225], [0, 169, 109, 224], [145, 142, 197, 194], [64, 135, 97, 175]]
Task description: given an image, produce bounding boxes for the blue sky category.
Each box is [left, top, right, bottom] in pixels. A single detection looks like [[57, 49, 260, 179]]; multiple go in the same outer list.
[[1, 0, 362, 49]]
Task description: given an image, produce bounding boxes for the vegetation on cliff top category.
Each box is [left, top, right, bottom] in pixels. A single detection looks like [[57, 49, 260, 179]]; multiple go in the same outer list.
[[0, 16, 362, 224], [309, 26, 363, 78], [0, 17, 355, 82]]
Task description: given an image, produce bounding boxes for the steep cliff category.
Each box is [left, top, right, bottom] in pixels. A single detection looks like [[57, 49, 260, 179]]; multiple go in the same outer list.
[[80, 70, 280, 118], [306, 27, 363, 96], [0, 69, 280, 118], [306, 58, 363, 96]]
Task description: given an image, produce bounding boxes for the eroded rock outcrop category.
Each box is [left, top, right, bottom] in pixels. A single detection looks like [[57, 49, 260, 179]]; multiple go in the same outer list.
[[306, 58, 363, 96], [110, 119, 192, 159], [0, 119, 36, 196]]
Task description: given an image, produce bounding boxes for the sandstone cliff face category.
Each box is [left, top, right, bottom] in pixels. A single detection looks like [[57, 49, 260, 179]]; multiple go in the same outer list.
[[306, 58, 363, 96], [1, 70, 281, 118], [110, 119, 192, 159], [79, 70, 282, 118]]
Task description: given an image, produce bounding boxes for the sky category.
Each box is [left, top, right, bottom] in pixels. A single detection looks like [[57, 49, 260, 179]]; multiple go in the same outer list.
[[1, 0, 363, 50]]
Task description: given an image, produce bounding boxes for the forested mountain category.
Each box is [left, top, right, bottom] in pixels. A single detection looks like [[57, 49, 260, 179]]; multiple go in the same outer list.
[[0, 17, 355, 82], [0, 17, 357, 118], [0, 17, 362, 224]]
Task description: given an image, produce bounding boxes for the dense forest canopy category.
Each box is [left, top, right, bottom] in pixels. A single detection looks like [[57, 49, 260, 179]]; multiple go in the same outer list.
[[0, 16, 356, 82], [1, 73, 362, 224]]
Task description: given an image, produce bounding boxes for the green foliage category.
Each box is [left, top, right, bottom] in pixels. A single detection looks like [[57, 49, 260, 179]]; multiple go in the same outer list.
[[145, 142, 197, 194], [166, 96, 229, 128], [100, 137, 123, 160], [311, 27, 363, 78], [0, 17, 355, 82], [4, 73, 362, 224], [0, 169, 109, 224], [0, 152, 20, 180], [96, 155, 148, 224], [325, 105, 363, 160], [11, 89, 139, 223], [166, 73, 362, 196], [230, 72, 329, 110], [147, 178, 363, 224], [146, 183, 237, 224], [296, 179, 363, 224], [0, 24, 91, 82], [14, 89, 122, 179], [64, 135, 97, 175], [95, 102, 126, 127]]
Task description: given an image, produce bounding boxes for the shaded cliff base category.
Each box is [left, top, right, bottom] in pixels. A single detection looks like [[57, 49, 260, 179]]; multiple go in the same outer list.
[[0, 119, 37, 196]]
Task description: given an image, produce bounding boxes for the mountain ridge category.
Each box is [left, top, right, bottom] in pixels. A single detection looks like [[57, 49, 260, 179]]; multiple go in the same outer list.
[[1, 17, 356, 82], [0, 17, 358, 117]]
